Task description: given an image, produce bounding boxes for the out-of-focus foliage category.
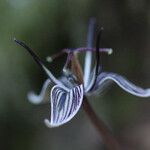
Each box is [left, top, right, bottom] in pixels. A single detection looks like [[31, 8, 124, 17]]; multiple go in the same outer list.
[[0, 0, 150, 150]]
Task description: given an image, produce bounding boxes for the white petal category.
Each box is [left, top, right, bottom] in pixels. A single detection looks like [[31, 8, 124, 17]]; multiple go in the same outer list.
[[93, 72, 150, 97], [45, 84, 84, 127], [27, 79, 51, 104]]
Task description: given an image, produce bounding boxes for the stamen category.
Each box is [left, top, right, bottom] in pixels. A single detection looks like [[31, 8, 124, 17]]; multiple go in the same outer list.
[[46, 56, 53, 63], [14, 38, 68, 90], [46, 50, 67, 63], [74, 47, 113, 55], [45, 49, 73, 72], [98, 48, 113, 55], [46, 47, 113, 64]]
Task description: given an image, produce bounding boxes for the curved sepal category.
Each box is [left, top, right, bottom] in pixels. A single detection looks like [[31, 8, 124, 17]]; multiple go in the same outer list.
[[45, 84, 84, 127], [93, 72, 150, 97], [27, 79, 51, 104]]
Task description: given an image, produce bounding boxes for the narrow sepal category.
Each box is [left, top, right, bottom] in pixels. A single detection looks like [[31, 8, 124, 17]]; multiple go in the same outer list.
[[27, 79, 51, 104], [45, 84, 84, 127], [14, 38, 66, 87], [93, 72, 150, 97]]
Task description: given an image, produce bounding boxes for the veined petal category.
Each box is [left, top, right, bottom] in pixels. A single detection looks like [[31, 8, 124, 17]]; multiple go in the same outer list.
[[92, 72, 150, 97], [27, 79, 51, 104], [44, 84, 84, 127]]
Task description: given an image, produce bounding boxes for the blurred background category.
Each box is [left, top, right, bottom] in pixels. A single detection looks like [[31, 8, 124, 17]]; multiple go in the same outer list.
[[0, 0, 150, 150]]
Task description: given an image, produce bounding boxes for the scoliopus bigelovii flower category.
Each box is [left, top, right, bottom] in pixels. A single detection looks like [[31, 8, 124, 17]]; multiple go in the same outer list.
[[14, 20, 150, 128]]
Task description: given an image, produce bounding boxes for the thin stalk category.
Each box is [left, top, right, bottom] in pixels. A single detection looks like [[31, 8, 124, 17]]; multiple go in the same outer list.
[[71, 53, 121, 150], [83, 96, 121, 150]]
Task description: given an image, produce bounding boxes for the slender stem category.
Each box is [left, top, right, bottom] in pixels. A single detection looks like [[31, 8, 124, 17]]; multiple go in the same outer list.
[[71, 53, 121, 150], [71, 51, 121, 150], [82, 97, 121, 150]]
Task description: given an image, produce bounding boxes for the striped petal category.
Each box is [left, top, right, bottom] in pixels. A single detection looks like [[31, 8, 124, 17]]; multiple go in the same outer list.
[[92, 72, 150, 97], [44, 84, 84, 127], [27, 79, 51, 104]]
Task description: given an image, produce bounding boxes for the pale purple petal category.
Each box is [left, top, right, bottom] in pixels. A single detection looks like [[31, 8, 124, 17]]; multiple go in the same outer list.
[[27, 79, 51, 104], [84, 18, 96, 89], [92, 72, 150, 97], [85, 66, 102, 93], [44, 84, 84, 127], [85, 27, 103, 92]]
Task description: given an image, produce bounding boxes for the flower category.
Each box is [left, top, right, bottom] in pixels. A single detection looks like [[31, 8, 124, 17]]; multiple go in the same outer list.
[[14, 20, 150, 128]]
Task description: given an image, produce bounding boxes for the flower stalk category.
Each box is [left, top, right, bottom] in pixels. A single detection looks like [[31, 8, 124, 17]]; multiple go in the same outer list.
[[71, 52, 121, 150], [83, 97, 121, 150]]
